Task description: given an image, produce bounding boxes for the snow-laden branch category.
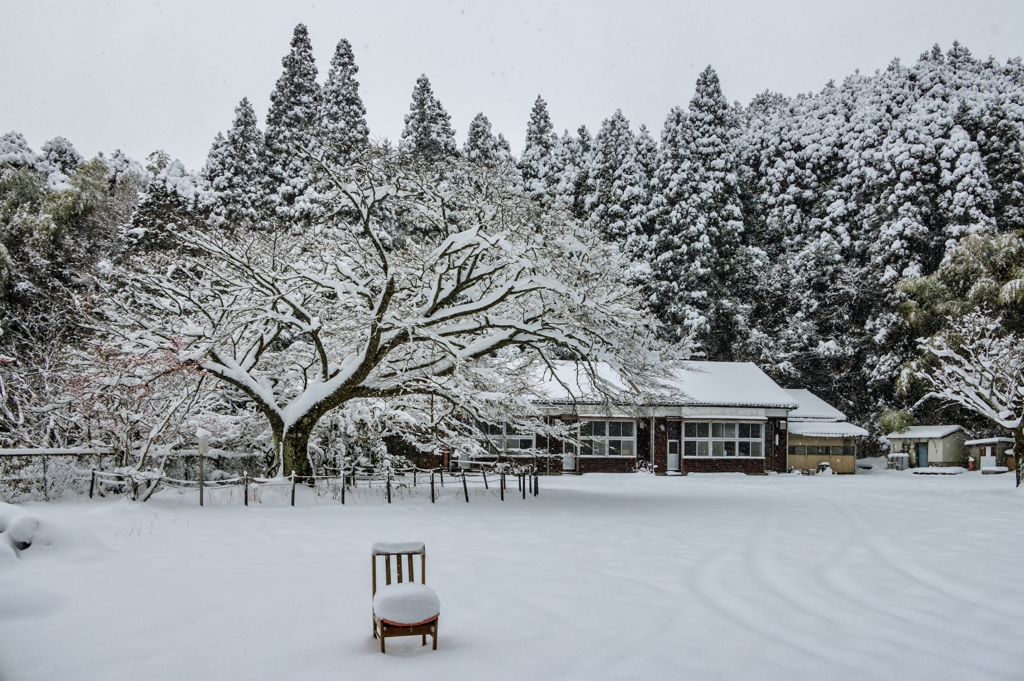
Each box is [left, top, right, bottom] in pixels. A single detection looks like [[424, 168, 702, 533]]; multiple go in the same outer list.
[[96, 145, 676, 476]]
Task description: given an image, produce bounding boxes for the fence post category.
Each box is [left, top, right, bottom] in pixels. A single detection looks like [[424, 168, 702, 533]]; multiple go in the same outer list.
[[243, 471, 248, 507], [482, 470, 488, 490], [197, 430, 208, 508], [41, 453, 49, 502], [430, 471, 435, 503], [89, 469, 96, 499], [439, 469, 444, 487], [462, 473, 469, 503], [413, 470, 417, 487], [386, 471, 392, 504], [341, 471, 346, 505], [290, 470, 296, 507], [500, 472, 504, 501], [534, 472, 539, 497], [522, 473, 526, 500]]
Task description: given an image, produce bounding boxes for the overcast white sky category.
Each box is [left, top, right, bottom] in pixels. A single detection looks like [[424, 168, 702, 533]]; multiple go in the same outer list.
[[3, 0, 1024, 169]]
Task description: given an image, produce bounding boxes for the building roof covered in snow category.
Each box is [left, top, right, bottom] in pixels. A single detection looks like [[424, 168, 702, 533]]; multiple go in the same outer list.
[[783, 389, 848, 421], [964, 437, 1015, 446], [782, 388, 868, 437], [532, 361, 799, 410], [885, 425, 963, 440], [788, 421, 869, 438]]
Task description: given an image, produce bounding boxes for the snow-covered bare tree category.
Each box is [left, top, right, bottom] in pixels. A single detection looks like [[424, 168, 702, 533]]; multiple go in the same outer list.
[[900, 310, 1024, 484], [96, 144, 669, 478]]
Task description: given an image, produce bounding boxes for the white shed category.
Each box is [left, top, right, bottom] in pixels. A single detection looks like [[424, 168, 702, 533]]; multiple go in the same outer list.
[[885, 425, 968, 468]]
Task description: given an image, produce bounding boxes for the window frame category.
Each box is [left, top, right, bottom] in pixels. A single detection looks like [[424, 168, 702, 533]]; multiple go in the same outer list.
[[680, 420, 765, 459], [568, 419, 637, 458]]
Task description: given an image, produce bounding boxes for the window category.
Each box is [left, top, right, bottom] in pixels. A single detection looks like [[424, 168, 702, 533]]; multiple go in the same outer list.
[[832, 445, 854, 456], [789, 445, 806, 455], [478, 421, 534, 453], [682, 422, 763, 458], [573, 420, 636, 457]]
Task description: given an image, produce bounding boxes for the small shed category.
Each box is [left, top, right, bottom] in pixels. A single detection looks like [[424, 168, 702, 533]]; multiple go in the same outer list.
[[784, 389, 868, 473], [885, 426, 968, 468], [964, 437, 1015, 470]]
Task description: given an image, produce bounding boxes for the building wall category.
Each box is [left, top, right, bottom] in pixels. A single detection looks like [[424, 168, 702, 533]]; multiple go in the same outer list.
[[578, 457, 637, 474], [967, 441, 1015, 467], [889, 433, 968, 467], [653, 417, 669, 475], [681, 457, 766, 474], [787, 435, 856, 474]]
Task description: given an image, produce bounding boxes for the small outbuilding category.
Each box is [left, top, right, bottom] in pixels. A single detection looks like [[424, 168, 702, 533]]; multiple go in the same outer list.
[[783, 389, 868, 474], [885, 426, 968, 468], [964, 437, 1015, 471]]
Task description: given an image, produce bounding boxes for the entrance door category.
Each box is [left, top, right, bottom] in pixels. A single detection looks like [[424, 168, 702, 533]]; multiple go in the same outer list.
[[668, 440, 680, 472], [916, 442, 928, 468], [563, 443, 577, 472]]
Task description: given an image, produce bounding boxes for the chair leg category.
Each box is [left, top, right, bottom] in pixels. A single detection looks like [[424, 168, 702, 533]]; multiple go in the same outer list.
[[422, 634, 426, 646], [380, 628, 386, 654], [433, 620, 438, 650]]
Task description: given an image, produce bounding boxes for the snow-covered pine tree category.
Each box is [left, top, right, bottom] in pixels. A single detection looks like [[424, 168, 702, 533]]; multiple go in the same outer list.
[[646, 67, 746, 358], [553, 125, 593, 220], [204, 97, 267, 226], [520, 96, 558, 199], [399, 75, 457, 161], [264, 24, 321, 221], [463, 113, 508, 163], [318, 38, 369, 164], [586, 110, 644, 242]]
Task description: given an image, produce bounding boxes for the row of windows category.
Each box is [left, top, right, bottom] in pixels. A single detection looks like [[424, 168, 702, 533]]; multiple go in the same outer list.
[[479, 420, 637, 456], [684, 422, 762, 439], [681, 421, 765, 458], [566, 420, 635, 457], [789, 445, 854, 456], [682, 440, 764, 457]]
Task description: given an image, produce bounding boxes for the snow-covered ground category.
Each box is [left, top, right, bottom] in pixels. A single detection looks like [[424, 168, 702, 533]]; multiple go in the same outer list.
[[2, 470, 1023, 680]]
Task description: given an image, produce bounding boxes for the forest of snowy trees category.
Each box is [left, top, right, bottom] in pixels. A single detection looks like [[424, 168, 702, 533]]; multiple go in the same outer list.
[[2, 24, 1023, 474]]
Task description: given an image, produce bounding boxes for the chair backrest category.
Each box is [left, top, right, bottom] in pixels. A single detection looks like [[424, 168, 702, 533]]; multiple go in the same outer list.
[[372, 542, 426, 597]]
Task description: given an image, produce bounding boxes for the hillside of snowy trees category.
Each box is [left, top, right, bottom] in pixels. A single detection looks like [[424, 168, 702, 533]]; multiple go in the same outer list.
[[1, 25, 1022, 471]]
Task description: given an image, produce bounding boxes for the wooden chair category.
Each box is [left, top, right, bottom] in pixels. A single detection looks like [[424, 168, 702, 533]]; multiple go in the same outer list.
[[371, 541, 439, 653]]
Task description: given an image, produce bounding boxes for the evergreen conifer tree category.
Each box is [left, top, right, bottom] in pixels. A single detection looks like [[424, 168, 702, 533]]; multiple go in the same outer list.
[[318, 38, 369, 164], [400, 75, 457, 161], [205, 97, 267, 225], [463, 113, 507, 163], [646, 68, 746, 356], [520, 96, 558, 198], [264, 24, 321, 219], [586, 110, 643, 241]]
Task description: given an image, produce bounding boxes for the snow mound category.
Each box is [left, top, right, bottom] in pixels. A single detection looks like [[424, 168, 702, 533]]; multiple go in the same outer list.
[[911, 467, 966, 475], [856, 457, 889, 472], [0, 503, 106, 565]]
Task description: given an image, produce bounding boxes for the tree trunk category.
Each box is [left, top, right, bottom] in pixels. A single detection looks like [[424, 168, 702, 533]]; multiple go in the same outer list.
[[280, 419, 315, 480], [1015, 423, 1023, 488]]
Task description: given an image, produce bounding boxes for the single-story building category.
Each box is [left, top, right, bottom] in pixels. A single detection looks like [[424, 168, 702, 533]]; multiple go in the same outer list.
[[885, 426, 968, 468], [964, 437, 1015, 471], [531, 361, 798, 475], [783, 389, 868, 474]]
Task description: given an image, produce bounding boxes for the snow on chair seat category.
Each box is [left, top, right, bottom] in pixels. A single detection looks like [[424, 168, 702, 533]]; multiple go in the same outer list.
[[373, 582, 440, 626], [371, 541, 438, 653]]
